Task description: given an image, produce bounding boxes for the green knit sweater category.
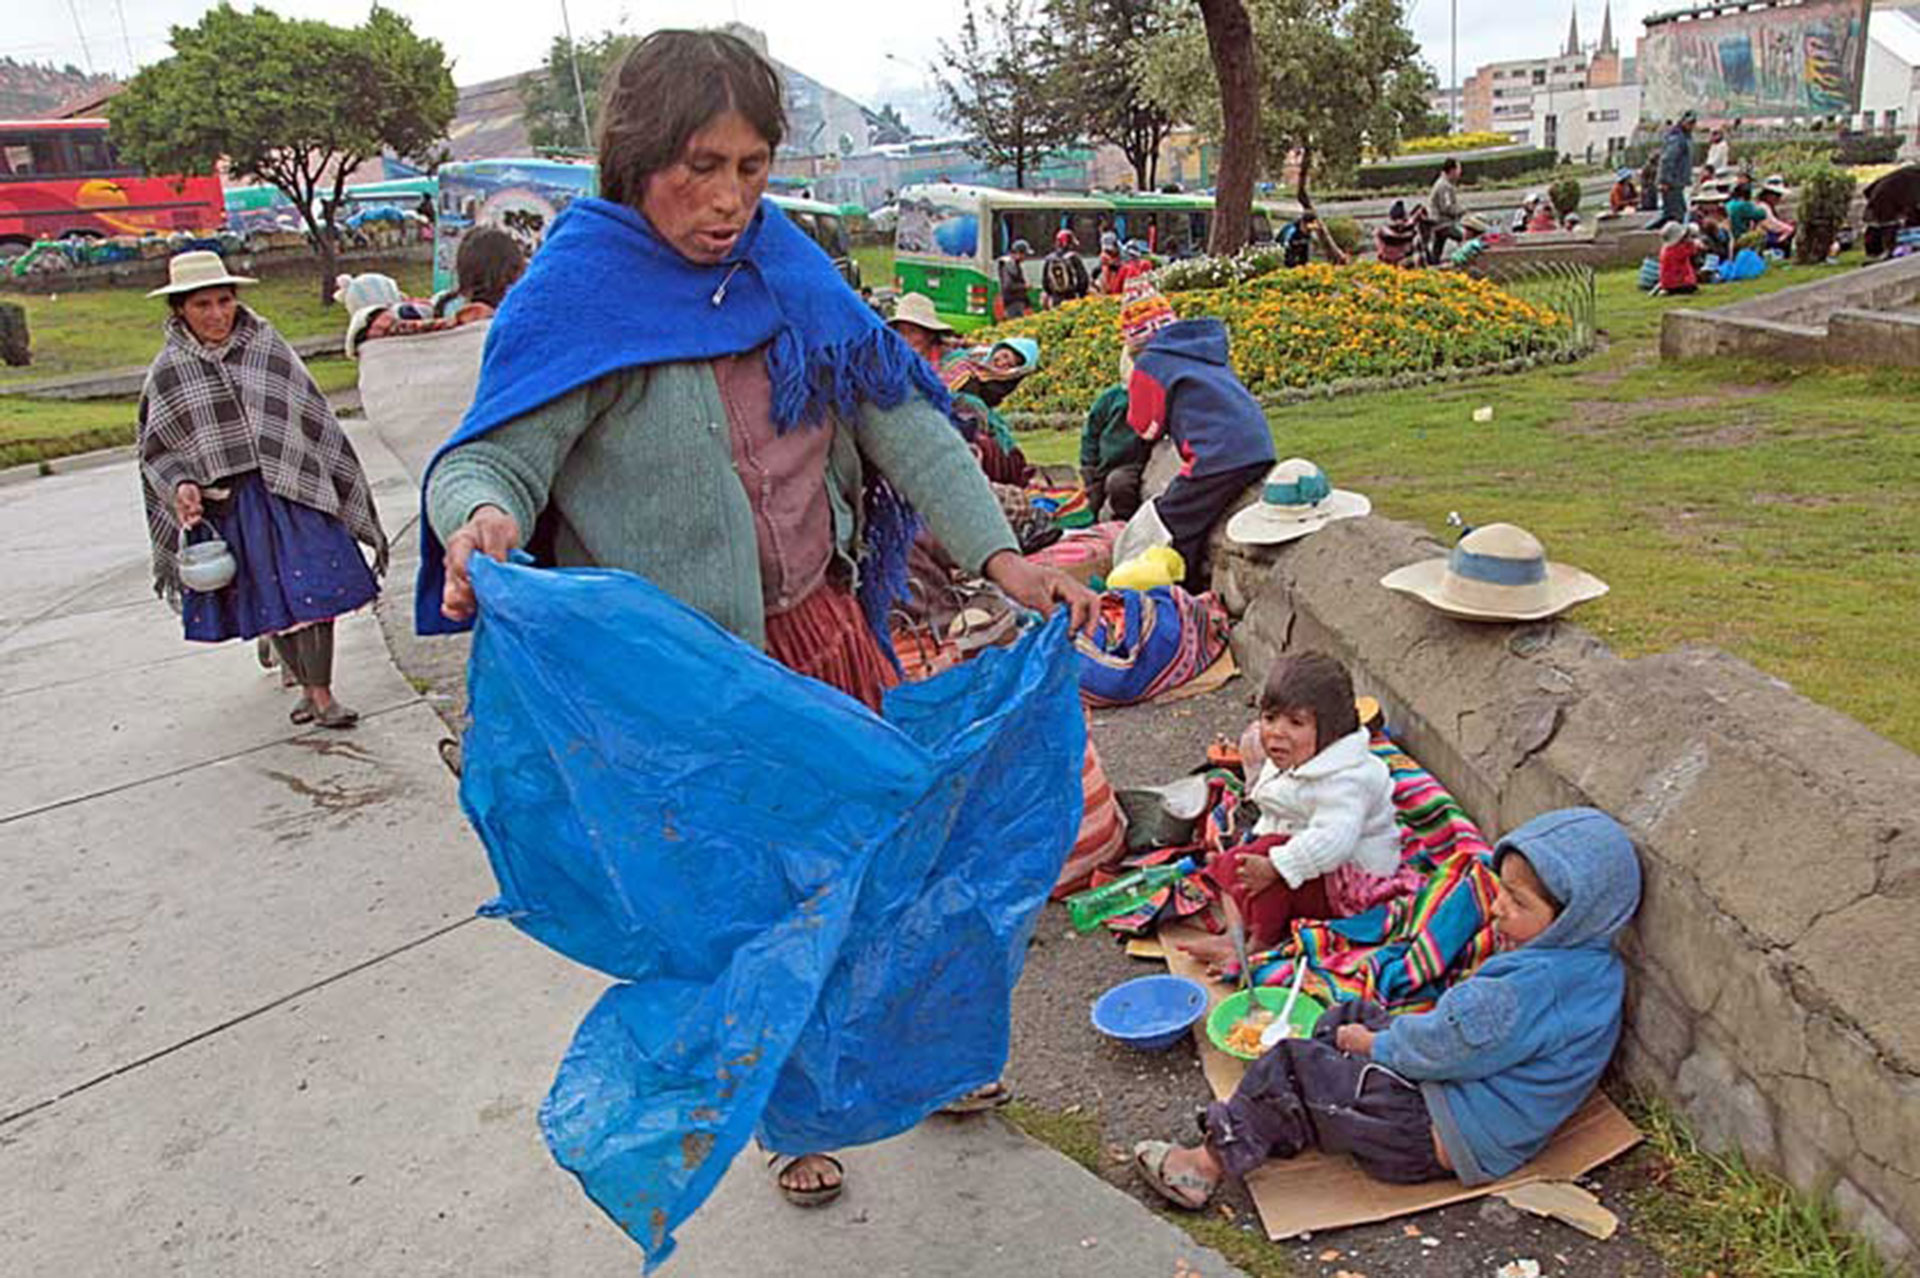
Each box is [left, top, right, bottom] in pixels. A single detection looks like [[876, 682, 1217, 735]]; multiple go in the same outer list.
[[427, 360, 1018, 649]]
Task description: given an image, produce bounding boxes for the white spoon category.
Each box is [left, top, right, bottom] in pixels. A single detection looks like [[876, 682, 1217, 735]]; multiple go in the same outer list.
[[1259, 955, 1310, 1049]]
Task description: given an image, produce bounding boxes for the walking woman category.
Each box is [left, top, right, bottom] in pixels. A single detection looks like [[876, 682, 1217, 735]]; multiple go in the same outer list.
[[139, 250, 388, 728], [421, 29, 1092, 1207]]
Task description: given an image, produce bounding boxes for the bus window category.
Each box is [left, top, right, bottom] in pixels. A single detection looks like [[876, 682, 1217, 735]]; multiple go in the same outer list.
[[1067, 211, 1102, 251], [896, 193, 978, 260], [70, 133, 129, 176], [0, 132, 62, 179]]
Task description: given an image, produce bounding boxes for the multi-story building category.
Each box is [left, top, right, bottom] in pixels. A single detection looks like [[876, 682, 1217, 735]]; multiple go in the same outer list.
[[1461, 3, 1642, 161]]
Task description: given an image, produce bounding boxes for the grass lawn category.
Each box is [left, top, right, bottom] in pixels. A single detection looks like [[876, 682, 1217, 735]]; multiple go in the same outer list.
[[851, 243, 895, 291], [0, 258, 434, 386], [1021, 258, 1920, 753], [0, 353, 363, 470]]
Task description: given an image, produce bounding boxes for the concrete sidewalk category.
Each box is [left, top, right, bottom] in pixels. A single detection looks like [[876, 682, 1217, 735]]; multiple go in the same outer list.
[[0, 426, 1243, 1275]]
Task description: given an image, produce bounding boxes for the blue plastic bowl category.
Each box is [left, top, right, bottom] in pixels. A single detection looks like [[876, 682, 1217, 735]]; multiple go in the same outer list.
[[1090, 974, 1210, 1052]]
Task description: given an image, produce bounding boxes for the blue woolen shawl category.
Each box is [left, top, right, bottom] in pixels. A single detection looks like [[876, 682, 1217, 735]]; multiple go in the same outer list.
[[412, 196, 955, 641]]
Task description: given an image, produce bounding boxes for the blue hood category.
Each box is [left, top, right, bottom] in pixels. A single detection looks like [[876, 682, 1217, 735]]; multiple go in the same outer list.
[[1495, 806, 1640, 953], [1145, 317, 1231, 366]]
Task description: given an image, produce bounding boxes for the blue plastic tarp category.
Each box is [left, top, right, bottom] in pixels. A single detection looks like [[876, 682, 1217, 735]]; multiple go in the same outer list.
[[458, 557, 1085, 1268]]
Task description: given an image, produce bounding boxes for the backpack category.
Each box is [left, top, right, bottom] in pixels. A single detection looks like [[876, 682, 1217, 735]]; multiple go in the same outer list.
[[1044, 252, 1085, 297]]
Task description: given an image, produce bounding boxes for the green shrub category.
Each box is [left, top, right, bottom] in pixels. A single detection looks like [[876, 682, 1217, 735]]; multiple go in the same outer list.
[[1836, 132, 1901, 166], [1549, 178, 1583, 217], [1742, 141, 1837, 185], [1323, 216, 1363, 256], [1355, 147, 1556, 191], [1794, 165, 1856, 264]]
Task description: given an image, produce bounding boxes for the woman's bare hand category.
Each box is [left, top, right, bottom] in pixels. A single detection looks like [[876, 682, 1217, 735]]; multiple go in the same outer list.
[[441, 504, 521, 622], [174, 481, 203, 529], [982, 550, 1099, 635]]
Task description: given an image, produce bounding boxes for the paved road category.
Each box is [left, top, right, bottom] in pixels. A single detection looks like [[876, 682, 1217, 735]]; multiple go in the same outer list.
[[0, 421, 1244, 1276]]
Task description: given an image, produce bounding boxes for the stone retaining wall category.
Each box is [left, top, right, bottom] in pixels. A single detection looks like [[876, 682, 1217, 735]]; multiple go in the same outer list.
[[1210, 517, 1920, 1272], [1661, 254, 1920, 367]]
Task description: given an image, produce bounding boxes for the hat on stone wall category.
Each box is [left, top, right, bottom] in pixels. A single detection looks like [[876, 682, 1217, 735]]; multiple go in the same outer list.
[[1380, 522, 1608, 621], [1226, 458, 1371, 546]]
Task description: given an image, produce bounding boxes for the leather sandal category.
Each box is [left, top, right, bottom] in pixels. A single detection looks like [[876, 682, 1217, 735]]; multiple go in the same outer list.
[[289, 697, 316, 725], [313, 702, 360, 730], [940, 1081, 1013, 1115], [1133, 1140, 1219, 1211]]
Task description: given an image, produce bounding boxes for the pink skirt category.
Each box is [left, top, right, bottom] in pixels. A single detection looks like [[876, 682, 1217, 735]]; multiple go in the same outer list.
[[765, 583, 898, 713]]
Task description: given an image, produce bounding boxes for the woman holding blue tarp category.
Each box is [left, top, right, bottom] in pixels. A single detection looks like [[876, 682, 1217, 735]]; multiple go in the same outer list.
[[417, 29, 1094, 1211]]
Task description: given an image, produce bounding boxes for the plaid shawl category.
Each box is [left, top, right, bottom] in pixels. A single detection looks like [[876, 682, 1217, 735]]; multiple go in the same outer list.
[[138, 307, 387, 603]]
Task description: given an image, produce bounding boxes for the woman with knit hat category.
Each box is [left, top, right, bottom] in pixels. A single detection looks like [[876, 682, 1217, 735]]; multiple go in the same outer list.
[[1121, 279, 1276, 590]]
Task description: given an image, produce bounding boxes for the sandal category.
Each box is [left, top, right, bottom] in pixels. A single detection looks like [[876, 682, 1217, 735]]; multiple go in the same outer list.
[[313, 702, 360, 730], [1133, 1140, 1220, 1211], [437, 737, 462, 777], [256, 638, 277, 670], [940, 1080, 1013, 1115], [769, 1152, 844, 1208], [289, 698, 315, 725]]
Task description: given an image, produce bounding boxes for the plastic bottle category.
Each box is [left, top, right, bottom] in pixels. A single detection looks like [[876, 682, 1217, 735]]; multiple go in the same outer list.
[[1066, 857, 1197, 932]]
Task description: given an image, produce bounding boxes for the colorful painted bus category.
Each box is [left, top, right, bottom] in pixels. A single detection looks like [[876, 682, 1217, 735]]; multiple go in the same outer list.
[[433, 158, 863, 293], [0, 118, 223, 250], [892, 184, 1286, 330]]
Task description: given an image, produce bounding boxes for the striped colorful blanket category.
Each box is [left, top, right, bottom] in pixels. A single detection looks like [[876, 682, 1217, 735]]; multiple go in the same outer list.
[[1245, 727, 1502, 1015]]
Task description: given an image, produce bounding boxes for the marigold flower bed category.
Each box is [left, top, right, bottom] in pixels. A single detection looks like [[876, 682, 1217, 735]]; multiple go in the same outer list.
[[981, 264, 1570, 416]]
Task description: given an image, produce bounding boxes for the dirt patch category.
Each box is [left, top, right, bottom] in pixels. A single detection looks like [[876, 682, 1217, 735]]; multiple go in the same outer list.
[[1556, 390, 1768, 437], [1749, 491, 1843, 508], [1002, 685, 1671, 1277]]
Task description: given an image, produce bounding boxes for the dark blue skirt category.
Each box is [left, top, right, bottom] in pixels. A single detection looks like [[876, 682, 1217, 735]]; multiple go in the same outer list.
[[182, 472, 379, 643]]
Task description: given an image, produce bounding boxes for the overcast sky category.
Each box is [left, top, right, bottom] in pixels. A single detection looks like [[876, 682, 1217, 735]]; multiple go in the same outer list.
[[10, 0, 1661, 114]]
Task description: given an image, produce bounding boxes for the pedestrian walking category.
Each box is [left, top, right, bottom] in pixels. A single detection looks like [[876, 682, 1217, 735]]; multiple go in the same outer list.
[[138, 250, 387, 730], [1650, 110, 1697, 231]]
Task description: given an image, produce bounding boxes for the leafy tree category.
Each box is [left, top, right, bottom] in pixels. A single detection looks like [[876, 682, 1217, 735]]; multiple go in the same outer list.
[[521, 31, 636, 152], [1144, 0, 1432, 226], [111, 4, 454, 302], [1194, 0, 1259, 253], [1044, 0, 1176, 190], [865, 103, 916, 146], [937, 0, 1080, 189]]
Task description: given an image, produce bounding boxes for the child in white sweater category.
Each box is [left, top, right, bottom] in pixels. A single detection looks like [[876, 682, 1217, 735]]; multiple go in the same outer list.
[[1190, 652, 1415, 958]]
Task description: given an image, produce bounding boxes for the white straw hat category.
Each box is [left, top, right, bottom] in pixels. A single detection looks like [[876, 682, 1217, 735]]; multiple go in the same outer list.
[[147, 249, 256, 297], [1226, 457, 1371, 546], [888, 291, 955, 334], [1380, 522, 1608, 621]]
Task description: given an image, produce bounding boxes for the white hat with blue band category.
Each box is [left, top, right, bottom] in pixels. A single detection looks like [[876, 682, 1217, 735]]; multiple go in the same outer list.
[[1380, 522, 1608, 621], [1226, 457, 1371, 546]]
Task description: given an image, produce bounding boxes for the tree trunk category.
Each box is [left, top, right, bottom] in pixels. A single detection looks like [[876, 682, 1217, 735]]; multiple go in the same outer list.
[[1294, 143, 1316, 213], [1198, 0, 1258, 255]]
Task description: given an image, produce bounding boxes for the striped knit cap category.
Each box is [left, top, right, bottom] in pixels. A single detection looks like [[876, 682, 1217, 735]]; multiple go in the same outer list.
[[1119, 277, 1176, 346]]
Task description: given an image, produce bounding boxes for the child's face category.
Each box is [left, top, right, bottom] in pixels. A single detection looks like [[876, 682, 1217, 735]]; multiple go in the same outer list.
[[1258, 705, 1318, 771], [989, 347, 1022, 371], [1491, 853, 1558, 946]]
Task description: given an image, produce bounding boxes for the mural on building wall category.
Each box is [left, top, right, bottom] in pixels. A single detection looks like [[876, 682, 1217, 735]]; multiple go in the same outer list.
[[1640, 0, 1871, 119]]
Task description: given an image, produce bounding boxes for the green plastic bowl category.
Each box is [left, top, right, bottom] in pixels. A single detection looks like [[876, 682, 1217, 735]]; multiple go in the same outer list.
[[1206, 987, 1327, 1060]]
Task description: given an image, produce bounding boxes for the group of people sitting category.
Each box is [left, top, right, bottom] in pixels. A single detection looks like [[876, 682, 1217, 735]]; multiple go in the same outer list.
[[1653, 172, 1798, 295]]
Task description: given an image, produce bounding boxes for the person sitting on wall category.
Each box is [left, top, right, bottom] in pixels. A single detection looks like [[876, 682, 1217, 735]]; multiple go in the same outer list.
[[1755, 178, 1796, 255], [1373, 201, 1423, 267], [1607, 168, 1639, 216], [1080, 379, 1149, 522], [1121, 279, 1275, 591], [1133, 809, 1643, 1214], [1725, 181, 1767, 241]]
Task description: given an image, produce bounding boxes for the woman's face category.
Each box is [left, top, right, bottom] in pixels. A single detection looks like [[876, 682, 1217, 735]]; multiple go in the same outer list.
[[641, 109, 772, 265], [179, 287, 237, 345]]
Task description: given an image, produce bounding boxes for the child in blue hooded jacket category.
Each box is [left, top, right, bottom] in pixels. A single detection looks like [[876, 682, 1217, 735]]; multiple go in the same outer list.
[[1134, 806, 1642, 1203]]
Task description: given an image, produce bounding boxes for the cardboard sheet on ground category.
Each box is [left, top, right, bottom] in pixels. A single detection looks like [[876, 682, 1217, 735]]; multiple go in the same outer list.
[[1160, 926, 1641, 1240]]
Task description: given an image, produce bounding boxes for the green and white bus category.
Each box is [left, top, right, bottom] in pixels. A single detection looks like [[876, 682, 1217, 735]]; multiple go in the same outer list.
[[892, 183, 1288, 330], [892, 184, 1118, 330]]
